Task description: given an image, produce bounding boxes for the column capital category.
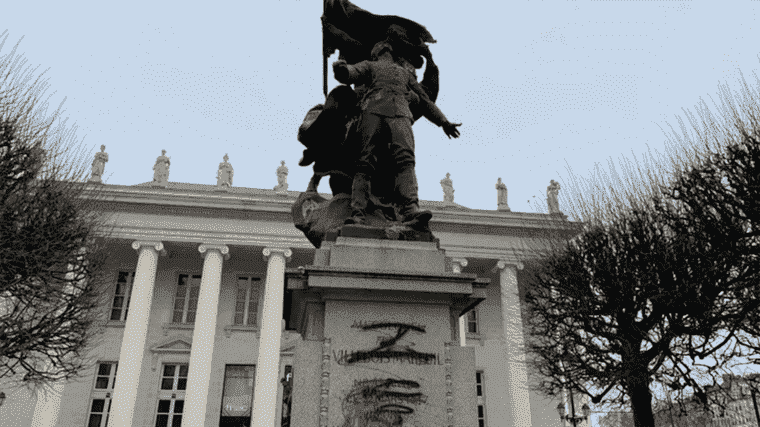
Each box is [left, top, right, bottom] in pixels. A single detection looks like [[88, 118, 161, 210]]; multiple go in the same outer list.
[[131, 241, 167, 256], [493, 259, 524, 272], [199, 243, 230, 260], [450, 257, 468, 274], [263, 247, 292, 262]]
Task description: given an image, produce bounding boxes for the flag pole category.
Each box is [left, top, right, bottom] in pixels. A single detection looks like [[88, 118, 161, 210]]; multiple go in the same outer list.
[[322, 2, 328, 99]]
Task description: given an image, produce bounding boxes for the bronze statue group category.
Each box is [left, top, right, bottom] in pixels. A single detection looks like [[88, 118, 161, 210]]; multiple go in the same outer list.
[[294, 0, 461, 245]]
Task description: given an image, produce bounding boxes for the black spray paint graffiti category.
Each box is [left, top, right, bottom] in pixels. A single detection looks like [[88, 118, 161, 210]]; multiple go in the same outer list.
[[338, 322, 439, 426], [344, 322, 437, 365], [340, 379, 427, 427]]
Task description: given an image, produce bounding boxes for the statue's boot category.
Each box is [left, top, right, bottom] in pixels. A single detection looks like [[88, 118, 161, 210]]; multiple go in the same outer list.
[[344, 172, 370, 225], [396, 166, 432, 225]]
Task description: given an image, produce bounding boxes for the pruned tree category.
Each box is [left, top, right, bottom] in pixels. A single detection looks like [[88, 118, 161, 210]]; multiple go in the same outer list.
[[522, 64, 760, 427], [523, 200, 744, 427], [0, 31, 115, 389], [657, 68, 760, 359]]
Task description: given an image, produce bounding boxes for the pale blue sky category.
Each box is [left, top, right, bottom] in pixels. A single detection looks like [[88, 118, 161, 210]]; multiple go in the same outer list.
[[3, 0, 759, 213]]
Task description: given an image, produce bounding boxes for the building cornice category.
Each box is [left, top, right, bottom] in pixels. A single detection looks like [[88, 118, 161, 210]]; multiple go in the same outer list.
[[85, 183, 574, 229], [82, 183, 578, 258]]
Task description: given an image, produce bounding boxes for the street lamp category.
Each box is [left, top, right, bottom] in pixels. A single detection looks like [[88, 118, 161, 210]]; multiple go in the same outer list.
[[557, 391, 591, 426]]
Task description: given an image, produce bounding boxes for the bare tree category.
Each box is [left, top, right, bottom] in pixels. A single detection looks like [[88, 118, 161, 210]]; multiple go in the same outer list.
[[657, 67, 760, 359], [0, 31, 115, 389], [521, 63, 760, 427]]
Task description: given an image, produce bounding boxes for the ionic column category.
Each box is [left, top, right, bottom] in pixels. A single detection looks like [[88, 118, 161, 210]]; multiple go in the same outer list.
[[184, 244, 229, 427], [451, 257, 468, 347], [251, 247, 291, 427], [31, 370, 65, 427], [32, 249, 89, 427], [495, 260, 531, 427], [108, 241, 165, 427]]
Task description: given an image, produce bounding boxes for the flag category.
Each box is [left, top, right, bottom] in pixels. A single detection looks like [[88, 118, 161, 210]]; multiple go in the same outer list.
[[322, 0, 436, 68]]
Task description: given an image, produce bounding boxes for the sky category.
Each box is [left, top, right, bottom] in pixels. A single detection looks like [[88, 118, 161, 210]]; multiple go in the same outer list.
[[3, 1, 760, 423], [3, 1, 760, 214]]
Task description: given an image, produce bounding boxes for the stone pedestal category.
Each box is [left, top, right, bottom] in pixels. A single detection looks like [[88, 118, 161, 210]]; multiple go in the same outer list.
[[288, 238, 487, 427]]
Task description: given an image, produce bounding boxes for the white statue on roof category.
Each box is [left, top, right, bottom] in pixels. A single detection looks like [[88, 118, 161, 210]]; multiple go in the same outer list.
[[89, 145, 108, 183], [496, 177, 510, 211], [547, 179, 561, 214], [440, 172, 454, 204], [217, 154, 234, 187], [152, 149, 171, 186], [274, 160, 289, 192]]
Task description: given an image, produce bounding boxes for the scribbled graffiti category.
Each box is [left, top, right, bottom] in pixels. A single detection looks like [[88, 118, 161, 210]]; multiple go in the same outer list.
[[341, 378, 427, 427], [343, 322, 437, 365], [337, 322, 439, 426]]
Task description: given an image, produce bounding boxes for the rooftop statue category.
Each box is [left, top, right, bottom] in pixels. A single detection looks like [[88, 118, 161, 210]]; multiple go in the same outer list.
[[89, 145, 109, 183], [292, 0, 461, 248], [496, 178, 510, 211], [274, 161, 289, 192], [152, 149, 170, 186], [547, 179, 562, 215], [440, 173, 454, 204], [216, 154, 234, 188]]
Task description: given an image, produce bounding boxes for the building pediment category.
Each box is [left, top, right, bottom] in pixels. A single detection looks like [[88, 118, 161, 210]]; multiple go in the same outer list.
[[155, 339, 192, 351], [149, 336, 192, 371], [151, 336, 193, 354]]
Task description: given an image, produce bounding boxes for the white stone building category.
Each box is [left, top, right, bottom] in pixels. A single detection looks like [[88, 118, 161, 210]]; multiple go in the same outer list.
[[0, 180, 570, 427]]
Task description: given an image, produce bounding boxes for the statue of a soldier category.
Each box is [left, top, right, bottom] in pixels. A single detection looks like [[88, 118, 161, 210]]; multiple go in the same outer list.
[[332, 40, 461, 226]]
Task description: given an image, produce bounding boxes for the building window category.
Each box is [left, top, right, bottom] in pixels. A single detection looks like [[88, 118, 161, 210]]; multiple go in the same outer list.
[[467, 309, 479, 334], [172, 274, 201, 324], [155, 364, 188, 427], [110, 271, 135, 321], [220, 365, 256, 427], [88, 362, 117, 427], [476, 371, 487, 427], [234, 277, 261, 326]]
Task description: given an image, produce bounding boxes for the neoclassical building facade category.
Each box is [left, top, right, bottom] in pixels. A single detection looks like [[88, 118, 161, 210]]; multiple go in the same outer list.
[[0, 179, 572, 427]]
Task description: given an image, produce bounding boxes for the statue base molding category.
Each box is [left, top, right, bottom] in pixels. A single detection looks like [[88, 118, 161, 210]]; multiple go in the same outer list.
[[293, 192, 437, 248]]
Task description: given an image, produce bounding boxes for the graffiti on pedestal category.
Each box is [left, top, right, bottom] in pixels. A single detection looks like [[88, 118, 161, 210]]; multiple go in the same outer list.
[[332, 322, 439, 366], [336, 321, 439, 426], [341, 378, 427, 427]]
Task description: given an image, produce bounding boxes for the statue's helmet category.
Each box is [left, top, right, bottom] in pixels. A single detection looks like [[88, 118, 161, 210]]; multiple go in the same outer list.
[[371, 41, 394, 61]]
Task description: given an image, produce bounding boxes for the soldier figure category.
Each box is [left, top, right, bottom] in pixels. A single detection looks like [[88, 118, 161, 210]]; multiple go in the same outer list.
[[333, 40, 461, 225]]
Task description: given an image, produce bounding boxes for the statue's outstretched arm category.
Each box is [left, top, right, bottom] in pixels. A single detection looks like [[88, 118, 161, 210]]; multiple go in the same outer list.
[[410, 80, 447, 127], [410, 78, 461, 139], [332, 60, 370, 85]]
